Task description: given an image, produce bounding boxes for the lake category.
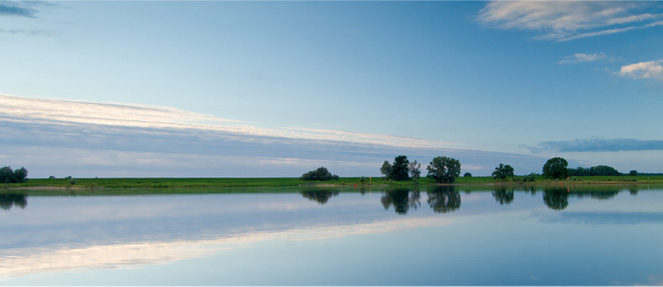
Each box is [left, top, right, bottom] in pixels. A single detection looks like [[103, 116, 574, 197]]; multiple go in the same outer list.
[[1, 185, 662, 285]]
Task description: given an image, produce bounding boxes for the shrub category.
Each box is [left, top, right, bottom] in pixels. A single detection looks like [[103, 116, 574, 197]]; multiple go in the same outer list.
[[300, 167, 339, 181]]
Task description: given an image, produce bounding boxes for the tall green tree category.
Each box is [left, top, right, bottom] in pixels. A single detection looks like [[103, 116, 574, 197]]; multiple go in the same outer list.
[[380, 161, 392, 180], [492, 163, 514, 180], [542, 157, 569, 179], [426, 156, 461, 183], [390, 155, 410, 181], [13, 167, 28, 183], [0, 166, 14, 183], [408, 160, 421, 181]]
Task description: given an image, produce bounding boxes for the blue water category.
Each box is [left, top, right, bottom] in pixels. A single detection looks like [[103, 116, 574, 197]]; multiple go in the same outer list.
[[1, 185, 662, 285]]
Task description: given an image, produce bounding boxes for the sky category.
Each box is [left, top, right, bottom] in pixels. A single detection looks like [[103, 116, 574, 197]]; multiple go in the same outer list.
[[1, 1, 663, 178]]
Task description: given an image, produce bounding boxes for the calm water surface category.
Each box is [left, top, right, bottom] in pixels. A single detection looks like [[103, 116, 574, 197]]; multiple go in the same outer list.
[[1, 185, 662, 285]]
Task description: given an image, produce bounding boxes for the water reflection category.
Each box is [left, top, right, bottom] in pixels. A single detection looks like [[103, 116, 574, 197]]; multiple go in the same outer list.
[[492, 187, 514, 205], [0, 192, 27, 210], [2, 186, 662, 285], [375, 185, 653, 212], [575, 190, 620, 200], [543, 188, 569, 210], [426, 186, 461, 213], [381, 188, 421, 215], [301, 189, 339, 204]]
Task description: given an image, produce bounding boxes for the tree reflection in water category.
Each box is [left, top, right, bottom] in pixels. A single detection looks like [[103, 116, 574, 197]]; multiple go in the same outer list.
[[543, 187, 624, 210], [301, 189, 339, 205], [0, 192, 28, 210], [381, 188, 420, 215], [426, 186, 461, 213], [574, 190, 620, 200], [543, 188, 568, 210], [492, 187, 514, 205]]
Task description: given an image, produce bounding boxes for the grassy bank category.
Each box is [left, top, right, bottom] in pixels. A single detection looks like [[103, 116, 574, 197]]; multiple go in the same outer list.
[[3, 174, 663, 190]]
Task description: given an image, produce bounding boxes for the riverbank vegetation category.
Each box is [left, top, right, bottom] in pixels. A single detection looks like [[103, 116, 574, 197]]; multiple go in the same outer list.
[[3, 155, 663, 190], [2, 174, 663, 191]]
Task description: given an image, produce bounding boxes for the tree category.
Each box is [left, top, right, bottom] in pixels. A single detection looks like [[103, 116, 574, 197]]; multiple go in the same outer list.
[[583, 165, 621, 176], [390, 155, 410, 181], [463, 172, 472, 178], [492, 163, 514, 180], [380, 161, 392, 180], [13, 167, 28, 183], [426, 156, 461, 183], [0, 166, 29, 183], [408, 160, 421, 181], [568, 164, 620, 176], [542, 157, 568, 179], [300, 167, 339, 181], [629, 170, 638, 176], [0, 166, 14, 183]]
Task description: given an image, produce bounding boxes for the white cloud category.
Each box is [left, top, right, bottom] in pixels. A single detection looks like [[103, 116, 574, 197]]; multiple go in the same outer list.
[[558, 53, 607, 64], [0, 93, 549, 177], [478, 1, 663, 41], [0, 93, 453, 150], [618, 60, 663, 80]]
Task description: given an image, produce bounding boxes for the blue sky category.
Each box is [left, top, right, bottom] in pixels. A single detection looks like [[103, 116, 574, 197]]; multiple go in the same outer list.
[[1, 1, 662, 177]]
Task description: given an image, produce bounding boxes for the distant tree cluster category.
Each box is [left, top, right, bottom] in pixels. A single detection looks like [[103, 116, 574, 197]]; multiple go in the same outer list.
[[380, 155, 461, 183], [300, 167, 339, 181], [0, 166, 28, 183], [568, 165, 622, 176], [540, 157, 638, 179]]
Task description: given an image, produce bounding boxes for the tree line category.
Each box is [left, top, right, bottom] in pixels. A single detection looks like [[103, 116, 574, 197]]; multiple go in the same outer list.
[[300, 156, 641, 183], [380, 155, 462, 183], [494, 157, 638, 181], [0, 166, 28, 183]]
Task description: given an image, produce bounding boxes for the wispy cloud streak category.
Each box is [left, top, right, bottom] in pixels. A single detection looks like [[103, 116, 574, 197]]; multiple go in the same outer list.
[[558, 53, 607, 64], [478, 1, 663, 41], [0, 94, 452, 150]]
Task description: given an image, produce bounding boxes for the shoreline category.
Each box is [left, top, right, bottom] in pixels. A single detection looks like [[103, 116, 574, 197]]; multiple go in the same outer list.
[[3, 175, 662, 192]]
